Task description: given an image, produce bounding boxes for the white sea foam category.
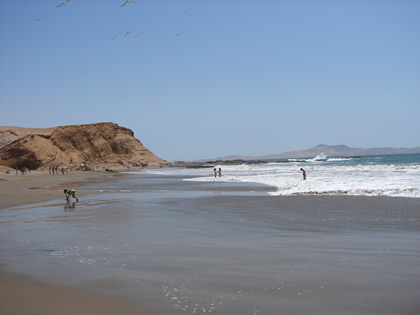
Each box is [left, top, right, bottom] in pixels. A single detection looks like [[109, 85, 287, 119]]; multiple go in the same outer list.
[[144, 155, 420, 198]]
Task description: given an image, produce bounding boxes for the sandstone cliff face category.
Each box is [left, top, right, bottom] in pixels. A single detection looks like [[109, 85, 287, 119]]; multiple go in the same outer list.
[[0, 123, 165, 170], [0, 127, 54, 148]]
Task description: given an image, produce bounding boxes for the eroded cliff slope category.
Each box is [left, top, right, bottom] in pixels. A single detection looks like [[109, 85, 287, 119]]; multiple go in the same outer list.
[[0, 123, 165, 170]]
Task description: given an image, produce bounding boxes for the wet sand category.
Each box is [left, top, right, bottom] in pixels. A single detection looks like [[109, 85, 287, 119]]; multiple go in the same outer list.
[[0, 169, 158, 315], [1, 171, 420, 314], [0, 169, 126, 209], [0, 268, 156, 315]]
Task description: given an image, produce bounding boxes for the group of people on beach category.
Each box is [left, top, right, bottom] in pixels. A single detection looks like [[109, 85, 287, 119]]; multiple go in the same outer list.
[[49, 166, 68, 175], [213, 168, 222, 178], [16, 167, 30, 175]]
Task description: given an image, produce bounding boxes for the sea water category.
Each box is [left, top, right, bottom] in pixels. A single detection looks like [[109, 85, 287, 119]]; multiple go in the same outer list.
[[143, 153, 420, 198]]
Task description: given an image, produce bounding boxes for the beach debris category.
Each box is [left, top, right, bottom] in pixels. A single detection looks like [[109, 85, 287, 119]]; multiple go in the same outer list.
[[36, 17, 46, 21], [121, 0, 135, 7], [184, 8, 191, 14], [176, 32, 183, 37], [57, 0, 70, 7]]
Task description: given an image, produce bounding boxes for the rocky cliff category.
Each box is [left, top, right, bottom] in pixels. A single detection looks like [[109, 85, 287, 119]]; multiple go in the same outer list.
[[0, 123, 165, 170]]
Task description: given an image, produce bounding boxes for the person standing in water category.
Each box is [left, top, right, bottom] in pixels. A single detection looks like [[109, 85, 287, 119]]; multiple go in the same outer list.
[[218, 168, 222, 177], [300, 168, 306, 180], [64, 189, 79, 202]]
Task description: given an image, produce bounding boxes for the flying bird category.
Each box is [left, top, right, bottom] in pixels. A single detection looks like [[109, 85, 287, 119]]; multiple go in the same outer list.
[[135, 33, 143, 38], [36, 17, 46, 21], [176, 32, 183, 37], [121, 0, 135, 7], [57, 0, 70, 7], [184, 8, 191, 14], [112, 35, 117, 40], [125, 31, 132, 36]]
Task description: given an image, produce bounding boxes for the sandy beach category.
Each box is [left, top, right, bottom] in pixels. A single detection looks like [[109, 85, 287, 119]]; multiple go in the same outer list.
[[1, 170, 420, 314], [0, 269, 155, 315], [0, 168, 126, 209], [0, 169, 158, 315]]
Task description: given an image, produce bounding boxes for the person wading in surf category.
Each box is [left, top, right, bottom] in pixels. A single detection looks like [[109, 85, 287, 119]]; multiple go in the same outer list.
[[300, 168, 306, 180]]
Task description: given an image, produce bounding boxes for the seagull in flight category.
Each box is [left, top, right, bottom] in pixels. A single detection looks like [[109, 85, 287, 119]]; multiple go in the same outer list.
[[125, 31, 132, 36], [57, 0, 70, 7], [36, 17, 46, 21], [135, 33, 143, 38], [184, 8, 191, 14], [121, 0, 135, 7], [176, 32, 183, 37], [112, 35, 117, 40]]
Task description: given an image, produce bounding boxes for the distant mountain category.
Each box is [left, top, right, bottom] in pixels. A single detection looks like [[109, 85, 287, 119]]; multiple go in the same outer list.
[[216, 144, 420, 161]]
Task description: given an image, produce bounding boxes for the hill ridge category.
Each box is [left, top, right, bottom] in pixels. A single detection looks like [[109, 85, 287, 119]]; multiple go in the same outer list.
[[216, 144, 420, 161], [0, 122, 165, 170]]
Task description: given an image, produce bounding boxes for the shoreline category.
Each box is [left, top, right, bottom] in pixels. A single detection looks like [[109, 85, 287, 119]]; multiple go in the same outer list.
[[0, 169, 127, 209], [0, 168, 161, 315]]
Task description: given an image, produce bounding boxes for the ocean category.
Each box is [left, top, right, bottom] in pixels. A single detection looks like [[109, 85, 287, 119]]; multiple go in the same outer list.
[[142, 153, 420, 198], [1, 153, 419, 314]]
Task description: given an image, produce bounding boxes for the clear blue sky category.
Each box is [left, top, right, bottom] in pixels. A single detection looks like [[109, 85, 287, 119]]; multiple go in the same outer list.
[[1, 0, 419, 161]]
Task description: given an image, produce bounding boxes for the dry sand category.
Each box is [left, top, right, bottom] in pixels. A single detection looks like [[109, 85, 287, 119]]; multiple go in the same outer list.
[[0, 169, 157, 315]]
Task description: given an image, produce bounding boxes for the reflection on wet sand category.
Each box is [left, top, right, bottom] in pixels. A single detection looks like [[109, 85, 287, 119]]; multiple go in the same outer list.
[[1, 174, 419, 314]]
